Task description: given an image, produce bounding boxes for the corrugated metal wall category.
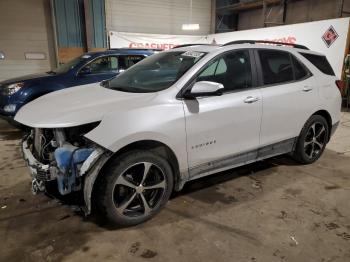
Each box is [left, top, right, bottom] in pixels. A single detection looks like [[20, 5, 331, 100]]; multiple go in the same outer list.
[[0, 0, 56, 81], [89, 0, 107, 48], [105, 0, 212, 35], [237, 0, 350, 31], [53, 0, 107, 63], [53, 0, 85, 47], [52, 0, 85, 63]]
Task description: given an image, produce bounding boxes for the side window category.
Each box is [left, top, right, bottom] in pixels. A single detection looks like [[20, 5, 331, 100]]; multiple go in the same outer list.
[[197, 50, 252, 92], [215, 59, 227, 75], [83, 56, 118, 74], [119, 55, 145, 70], [199, 60, 219, 77], [258, 50, 294, 85], [292, 56, 308, 80], [299, 53, 335, 76]]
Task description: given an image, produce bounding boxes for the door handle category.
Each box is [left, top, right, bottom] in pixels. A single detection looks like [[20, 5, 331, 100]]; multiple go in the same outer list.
[[244, 96, 259, 103], [302, 86, 313, 92]]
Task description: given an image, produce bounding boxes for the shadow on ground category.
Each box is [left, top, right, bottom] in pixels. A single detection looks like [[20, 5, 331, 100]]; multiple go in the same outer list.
[[0, 149, 322, 261]]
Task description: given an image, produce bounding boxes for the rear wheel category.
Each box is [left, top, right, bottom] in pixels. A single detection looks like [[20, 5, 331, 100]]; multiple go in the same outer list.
[[96, 150, 173, 226], [293, 115, 329, 164]]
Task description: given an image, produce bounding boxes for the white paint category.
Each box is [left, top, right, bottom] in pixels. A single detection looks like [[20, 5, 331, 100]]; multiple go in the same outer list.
[[14, 83, 157, 128], [16, 43, 342, 176]]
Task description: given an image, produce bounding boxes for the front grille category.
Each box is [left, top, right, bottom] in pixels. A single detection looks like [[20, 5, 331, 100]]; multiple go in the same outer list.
[[36, 168, 50, 181]]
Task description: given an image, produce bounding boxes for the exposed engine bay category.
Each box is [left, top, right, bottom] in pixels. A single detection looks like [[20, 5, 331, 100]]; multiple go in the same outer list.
[[22, 122, 107, 201]]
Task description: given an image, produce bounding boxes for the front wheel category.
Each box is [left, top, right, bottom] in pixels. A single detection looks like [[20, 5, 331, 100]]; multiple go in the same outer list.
[[96, 150, 174, 226], [293, 115, 329, 164]]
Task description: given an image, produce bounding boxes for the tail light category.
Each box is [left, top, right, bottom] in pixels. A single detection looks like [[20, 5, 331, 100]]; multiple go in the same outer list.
[[335, 80, 345, 95]]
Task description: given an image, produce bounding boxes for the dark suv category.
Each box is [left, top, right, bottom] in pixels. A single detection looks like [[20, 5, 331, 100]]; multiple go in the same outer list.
[[0, 48, 158, 125]]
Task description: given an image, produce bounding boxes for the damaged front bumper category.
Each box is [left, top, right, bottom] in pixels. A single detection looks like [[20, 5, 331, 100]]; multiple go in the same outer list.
[[21, 137, 110, 214], [22, 139, 55, 193], [22, 139, 49, 179]]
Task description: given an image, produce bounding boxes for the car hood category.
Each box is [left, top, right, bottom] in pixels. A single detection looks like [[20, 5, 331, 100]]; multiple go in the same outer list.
[[0, 72, 55, 85], [15, 83, 157, 128]]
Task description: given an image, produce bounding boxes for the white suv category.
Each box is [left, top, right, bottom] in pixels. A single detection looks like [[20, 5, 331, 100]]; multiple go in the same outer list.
[[16, 41, 341, 225]]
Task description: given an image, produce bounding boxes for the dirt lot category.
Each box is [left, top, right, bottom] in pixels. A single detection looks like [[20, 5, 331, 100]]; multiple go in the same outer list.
[[0, 113, 350, 262]]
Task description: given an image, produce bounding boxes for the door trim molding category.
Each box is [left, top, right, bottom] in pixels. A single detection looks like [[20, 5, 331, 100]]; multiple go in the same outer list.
[[188, 137, 296, 181]]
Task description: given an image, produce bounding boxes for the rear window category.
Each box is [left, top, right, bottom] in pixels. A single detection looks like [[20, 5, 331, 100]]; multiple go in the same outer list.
[[299, 53, 335, 76], [258, 50, 294, 85]]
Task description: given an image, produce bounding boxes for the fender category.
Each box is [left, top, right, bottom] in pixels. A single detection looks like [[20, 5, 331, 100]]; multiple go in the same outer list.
[[82, 136, 189, 214], [83, 150, 112, 215]]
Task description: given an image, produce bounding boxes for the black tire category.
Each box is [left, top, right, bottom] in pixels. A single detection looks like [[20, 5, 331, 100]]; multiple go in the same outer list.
[[96, 150, 174, 226], [293, 115, 329, 164]]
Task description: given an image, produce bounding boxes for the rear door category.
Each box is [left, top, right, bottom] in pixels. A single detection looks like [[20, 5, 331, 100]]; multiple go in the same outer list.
[[183, 49, 262, 178], [255, 49, 318, 148]]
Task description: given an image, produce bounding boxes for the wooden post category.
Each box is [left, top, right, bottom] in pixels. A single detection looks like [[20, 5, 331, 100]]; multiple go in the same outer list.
[[282, 0, 287, 23]]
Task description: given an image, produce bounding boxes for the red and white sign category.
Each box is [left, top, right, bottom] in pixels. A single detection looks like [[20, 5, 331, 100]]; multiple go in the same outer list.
[[109, 18, 350, 77], [206, 17, 350, 78], [109, 31, 208, 50]]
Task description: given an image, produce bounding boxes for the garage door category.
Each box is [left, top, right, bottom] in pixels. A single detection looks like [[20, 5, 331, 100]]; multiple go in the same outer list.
[[0, 0, 56, 82], [105, 0, 212, 35]]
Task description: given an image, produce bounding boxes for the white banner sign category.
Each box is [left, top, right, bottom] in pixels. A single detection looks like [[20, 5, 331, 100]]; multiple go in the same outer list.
[[206, 17, 350, 78], [109, 31, 208, 50], [109, 18, 349, 77]]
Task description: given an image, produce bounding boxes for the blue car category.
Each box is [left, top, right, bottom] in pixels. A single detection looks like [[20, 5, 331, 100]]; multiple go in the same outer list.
[[0, 48, 158, 125]]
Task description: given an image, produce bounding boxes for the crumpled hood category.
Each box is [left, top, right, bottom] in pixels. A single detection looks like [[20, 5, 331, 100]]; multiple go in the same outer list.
[[15, 83, 156, 128], [0, 72, 53, 85]]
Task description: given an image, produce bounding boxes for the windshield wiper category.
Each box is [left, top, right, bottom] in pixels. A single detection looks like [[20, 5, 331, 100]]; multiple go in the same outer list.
[[109, 86, 142, 93], [46, 71, 57, 75], [109, 86, 129, 92]]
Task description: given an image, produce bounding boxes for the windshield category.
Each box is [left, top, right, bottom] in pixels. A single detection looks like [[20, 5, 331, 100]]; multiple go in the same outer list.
[[51, 55, 90, 74], [107, 51, 206, 93]]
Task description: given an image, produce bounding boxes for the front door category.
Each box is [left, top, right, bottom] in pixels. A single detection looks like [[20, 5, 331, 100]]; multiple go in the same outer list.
[[183, 49, 262, 178], [77, 55, 147, 85]]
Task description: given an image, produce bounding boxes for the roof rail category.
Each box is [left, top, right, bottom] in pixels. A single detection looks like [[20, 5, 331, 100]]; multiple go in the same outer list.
[[223, 40, 309, 50], [172, 44, 213, 49]]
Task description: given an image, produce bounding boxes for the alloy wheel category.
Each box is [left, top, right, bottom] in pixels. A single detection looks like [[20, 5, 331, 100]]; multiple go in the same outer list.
[[304, 122, 327, 159], [112, 162, 167, 217]]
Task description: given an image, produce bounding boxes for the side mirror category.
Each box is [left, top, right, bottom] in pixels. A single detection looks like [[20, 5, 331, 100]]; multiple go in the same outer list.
[[100, 79, 108, 87], [79, 67, 92, 75], [185, 81, 224, 98]]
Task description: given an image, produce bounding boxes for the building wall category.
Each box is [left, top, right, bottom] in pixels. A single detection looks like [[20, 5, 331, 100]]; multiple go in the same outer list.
[[53, 0, 107, 63], [89, 0, 107, 49], [237, 0, 350, 31], [0, 0, 56, 81], [105, 0, 212, 35], [53, 0, 85, 64]]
